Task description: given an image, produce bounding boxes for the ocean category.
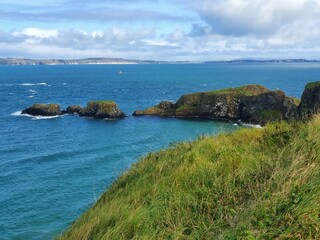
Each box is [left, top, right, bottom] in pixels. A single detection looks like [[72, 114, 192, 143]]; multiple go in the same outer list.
[[1, 63, 320, 239]]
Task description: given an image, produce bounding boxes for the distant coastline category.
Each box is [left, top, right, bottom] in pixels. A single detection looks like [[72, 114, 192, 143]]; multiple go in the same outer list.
[[0, 57, 319, 66]]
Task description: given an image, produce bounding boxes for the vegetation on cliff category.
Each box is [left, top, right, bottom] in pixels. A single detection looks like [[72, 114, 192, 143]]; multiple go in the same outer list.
[[78, 101, 126, 118], [21, 103, 62, 116], [58, 115, 320, 240], [299, 81, 320, 118], [133, 84, 301, 125]]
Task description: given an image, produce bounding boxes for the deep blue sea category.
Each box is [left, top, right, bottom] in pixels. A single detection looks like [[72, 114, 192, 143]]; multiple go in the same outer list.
[[1, 63, 320, 239]]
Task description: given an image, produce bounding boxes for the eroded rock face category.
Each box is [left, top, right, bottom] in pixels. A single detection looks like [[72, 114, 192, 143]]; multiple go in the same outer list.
[[175, 92, 242, 119], [240, 90, 298, 125], [21, 103, 62, 116], [133, 84, 301, 125], [134, 85, 269, 118], [133, 101, 175, 116], [65, 105, 82, 115], [299, 81, 320, 118], [79, 101, 126, 119]]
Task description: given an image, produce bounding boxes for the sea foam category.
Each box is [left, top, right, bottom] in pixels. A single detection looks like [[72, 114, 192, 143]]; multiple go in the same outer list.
[[11, 111, 22, 116], [11, 111, 61, 120], [31, 115, 61, 120], [238, 122, 263, 128], [19, 82, 49, 86]]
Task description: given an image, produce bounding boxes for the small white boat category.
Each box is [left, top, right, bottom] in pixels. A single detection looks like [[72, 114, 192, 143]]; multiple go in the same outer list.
[[118, 71, 124, 74]]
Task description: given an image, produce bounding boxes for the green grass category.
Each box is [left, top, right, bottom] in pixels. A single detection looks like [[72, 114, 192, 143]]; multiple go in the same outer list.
[[305, 81, 320, 90], [88, 100, 116, 105], [209, 85, 269, 96], [58, 115, 320, 240], [32, 103, 60, 113], [257, 109, 283, 120]]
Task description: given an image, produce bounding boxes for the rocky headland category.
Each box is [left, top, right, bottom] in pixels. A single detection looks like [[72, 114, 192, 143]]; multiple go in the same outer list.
[[21, 101, 126, 119], [133, 81, 320, 125]]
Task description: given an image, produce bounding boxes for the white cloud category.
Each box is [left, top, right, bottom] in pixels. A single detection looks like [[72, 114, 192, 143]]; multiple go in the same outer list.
[[193, 0, 320, 36], [1, 1, 320, 60], [167, 30, 186, 42], [12, 28, 58, 38]]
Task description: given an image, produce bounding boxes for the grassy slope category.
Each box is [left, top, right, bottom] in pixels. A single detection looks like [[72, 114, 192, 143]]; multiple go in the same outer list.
[[58, 116, 320, 240]]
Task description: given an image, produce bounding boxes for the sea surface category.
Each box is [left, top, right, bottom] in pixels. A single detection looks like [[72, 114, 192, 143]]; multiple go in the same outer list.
[[1, 63, 320, 239]]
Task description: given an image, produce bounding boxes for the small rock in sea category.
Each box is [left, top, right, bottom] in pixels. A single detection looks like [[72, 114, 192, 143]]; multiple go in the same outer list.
[[21, 103, 62, 116]]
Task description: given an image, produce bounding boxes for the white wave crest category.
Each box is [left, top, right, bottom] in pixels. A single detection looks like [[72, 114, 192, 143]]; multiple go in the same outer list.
[[31, 115, 61, 120], [11, 111, 22, 116], [19, 82, 49, 86], [29, 89, 37, 94], [238, 122, 263, 128], [11, 111, 62, 120]]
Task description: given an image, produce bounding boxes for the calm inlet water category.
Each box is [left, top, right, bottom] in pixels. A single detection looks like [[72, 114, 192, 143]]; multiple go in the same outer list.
[[1, 63, 320, 239]]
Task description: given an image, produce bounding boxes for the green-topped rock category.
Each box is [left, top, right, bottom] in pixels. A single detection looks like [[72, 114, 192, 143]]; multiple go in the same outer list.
[[175, 85, 271, 120], [240, 90, 298, 125], [133, 84, 300, 125], [299, 81, 320, 118], [134, 85, 269, 119], [79, 101, 126, 119], [21, 103, 62, 116], [133, 101, 176, 117]]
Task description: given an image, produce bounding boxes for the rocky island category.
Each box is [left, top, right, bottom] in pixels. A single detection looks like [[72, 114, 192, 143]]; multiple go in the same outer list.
[[22, 103, 63, 116], [21, 82, 320, 124], [21, 101, 126, 119], [66, 101, 126, 118], [134, 81, 320, 125]]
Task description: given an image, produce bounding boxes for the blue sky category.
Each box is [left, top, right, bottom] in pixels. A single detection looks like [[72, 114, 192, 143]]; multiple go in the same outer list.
[[0, 0, 320, 60]]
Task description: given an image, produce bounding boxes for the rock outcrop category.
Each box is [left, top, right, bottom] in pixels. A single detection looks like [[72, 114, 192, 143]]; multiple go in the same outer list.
[[134, 85, 269, 119], [240, 90, 298, 125], [298, 81, 320, 118], [64, 105, 82, 115], [22, 101, 126, 119], [78, 101, 126, 119], [20, 82, 320, 124], [22, 103, 62, 116], [133, 84, 301, 125]]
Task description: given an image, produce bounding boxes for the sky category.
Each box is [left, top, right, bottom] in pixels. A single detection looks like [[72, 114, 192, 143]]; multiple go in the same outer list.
[[0, 0, 320, 60]]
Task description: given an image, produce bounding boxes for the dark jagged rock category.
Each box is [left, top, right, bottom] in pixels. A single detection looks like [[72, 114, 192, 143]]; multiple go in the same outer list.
[[22, 101, 126, 119], [240, 90, 298, 125], [65, 105, 83, 115], [21, 103, 62, 116], [175, 85, 270, 120], [134, 85, 269, 119], [133, 101, 176, 116], [133, 84, 301, 125], [299, 81, 320, 118], [78, 101, 126, 119]]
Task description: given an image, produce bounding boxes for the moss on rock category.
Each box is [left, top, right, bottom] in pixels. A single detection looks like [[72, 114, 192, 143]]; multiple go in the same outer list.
[[299, 81, 320, 118], [133, 84, 300, 125], [133, 101, 175, 116], [79, 101, 126, 119], [21, 103, 62, 116]]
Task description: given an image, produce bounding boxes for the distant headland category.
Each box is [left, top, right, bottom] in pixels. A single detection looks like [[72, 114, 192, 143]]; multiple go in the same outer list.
[[0, 57, 319, 65]]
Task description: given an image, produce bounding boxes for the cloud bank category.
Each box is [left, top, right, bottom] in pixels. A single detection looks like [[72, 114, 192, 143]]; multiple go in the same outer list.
[[0, 0, 319, 60]]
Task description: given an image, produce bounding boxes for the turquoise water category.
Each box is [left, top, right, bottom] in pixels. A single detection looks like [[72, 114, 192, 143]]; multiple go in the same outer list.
[[1, 63, 320, 239]]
